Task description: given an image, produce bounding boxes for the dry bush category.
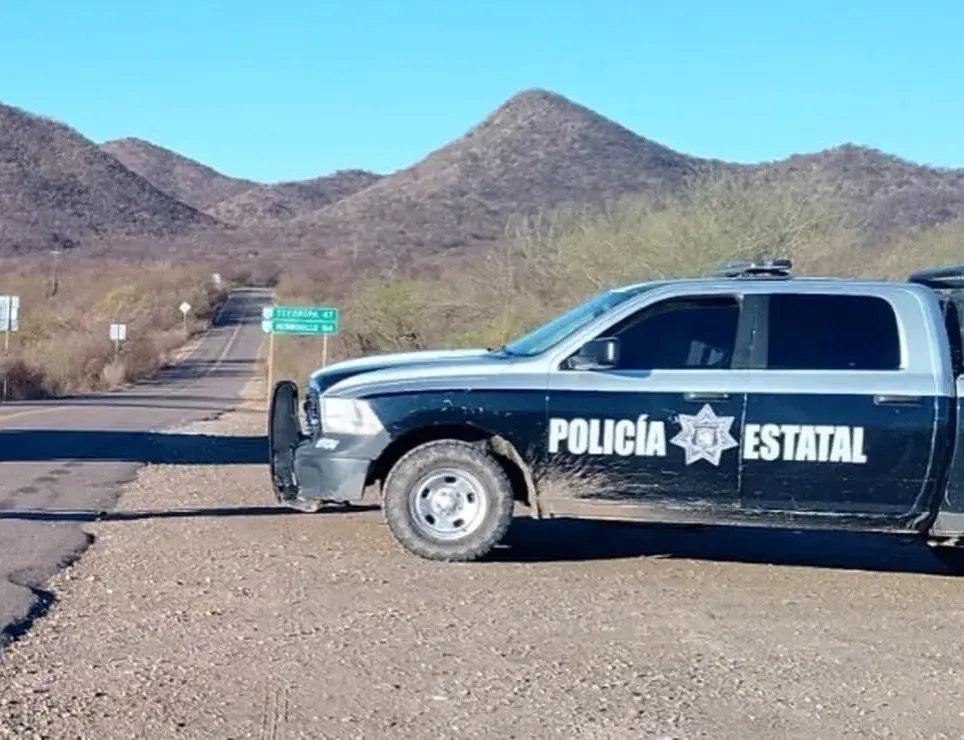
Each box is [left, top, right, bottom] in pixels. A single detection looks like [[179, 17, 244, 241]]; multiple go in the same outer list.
[[0, 358, 48, 400], [0, 255, 230, 398], [215, 255, 284, 288], [101, 359, 128, 389], [269, 169, 964, 385], [811, 214, 964, 279]]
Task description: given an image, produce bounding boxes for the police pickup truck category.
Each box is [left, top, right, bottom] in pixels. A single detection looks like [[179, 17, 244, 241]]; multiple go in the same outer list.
[[268, 258, 964, 564]]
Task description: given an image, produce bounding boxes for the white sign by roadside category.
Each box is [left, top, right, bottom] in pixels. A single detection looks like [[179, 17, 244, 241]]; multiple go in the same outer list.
[[0, 295, 20, 332], [109, 323, 127, 342], [179, 301, 192, 316]]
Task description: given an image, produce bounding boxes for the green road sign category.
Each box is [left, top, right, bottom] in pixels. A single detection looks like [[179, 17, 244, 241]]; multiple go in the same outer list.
[[261, 319, 338, 335], [263, 305, 338, 323], [261, 305, 339, 335]]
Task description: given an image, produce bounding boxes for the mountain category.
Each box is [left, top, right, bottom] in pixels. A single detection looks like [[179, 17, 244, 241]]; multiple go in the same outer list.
[[99, 137, 258, 211], [769, 144, 964, 241], [281, 89, 717, 257], [0, 103, 219, 255], [279, 91, 964, 259], [98, 139, 381, 227], [8, 88, 964, 262], [208, 169, 382, 226]]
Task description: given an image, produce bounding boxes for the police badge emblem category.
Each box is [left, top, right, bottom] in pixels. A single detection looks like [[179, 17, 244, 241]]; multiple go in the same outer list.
[[669, 403, 739, 466]]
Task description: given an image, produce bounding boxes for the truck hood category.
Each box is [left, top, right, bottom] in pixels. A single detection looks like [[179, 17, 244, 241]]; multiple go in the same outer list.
[[308, 347, 494, 393]]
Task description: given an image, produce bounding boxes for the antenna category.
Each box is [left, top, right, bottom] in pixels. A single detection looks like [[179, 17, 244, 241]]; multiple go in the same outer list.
[[714, 258, 793, 279]]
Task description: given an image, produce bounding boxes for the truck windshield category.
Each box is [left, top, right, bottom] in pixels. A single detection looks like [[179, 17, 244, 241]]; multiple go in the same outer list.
[[495, 285, 652, 358]]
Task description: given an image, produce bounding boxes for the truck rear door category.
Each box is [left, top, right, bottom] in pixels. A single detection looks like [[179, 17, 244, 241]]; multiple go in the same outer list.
[[738, 286, 948, 523]]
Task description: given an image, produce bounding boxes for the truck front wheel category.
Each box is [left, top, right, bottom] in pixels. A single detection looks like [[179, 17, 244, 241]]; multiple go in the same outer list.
[[381, 439, 515, 562]]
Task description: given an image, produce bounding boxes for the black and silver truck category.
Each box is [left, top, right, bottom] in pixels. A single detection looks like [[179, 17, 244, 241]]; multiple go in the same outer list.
[[268, 259, 964, 564]]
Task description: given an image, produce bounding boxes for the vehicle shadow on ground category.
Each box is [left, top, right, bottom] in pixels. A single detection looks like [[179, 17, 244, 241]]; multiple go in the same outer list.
[[0, 430, 268, 465], [494, 517, 962, 577], [0, 503, 379, 523]]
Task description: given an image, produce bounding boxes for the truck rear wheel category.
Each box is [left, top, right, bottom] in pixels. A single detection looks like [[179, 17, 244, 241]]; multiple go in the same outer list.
[[381, 439, 515, 562]]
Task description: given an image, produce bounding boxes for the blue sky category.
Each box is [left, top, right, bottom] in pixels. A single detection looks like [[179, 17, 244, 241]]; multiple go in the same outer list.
[[3, 1, 962, 183]]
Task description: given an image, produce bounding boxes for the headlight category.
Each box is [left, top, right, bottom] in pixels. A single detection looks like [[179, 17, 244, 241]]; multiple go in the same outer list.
[[320, 396, 384, 436]]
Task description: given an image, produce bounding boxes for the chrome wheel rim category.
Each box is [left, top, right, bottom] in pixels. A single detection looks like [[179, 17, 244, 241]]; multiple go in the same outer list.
[[408, 467, 489, 541]]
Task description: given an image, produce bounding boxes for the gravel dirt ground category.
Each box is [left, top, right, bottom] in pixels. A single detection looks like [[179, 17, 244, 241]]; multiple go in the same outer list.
[[4, 375, 964, 738]]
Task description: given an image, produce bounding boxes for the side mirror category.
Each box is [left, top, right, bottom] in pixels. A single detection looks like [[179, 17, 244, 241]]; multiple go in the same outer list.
[[567, 337, 620, 371]]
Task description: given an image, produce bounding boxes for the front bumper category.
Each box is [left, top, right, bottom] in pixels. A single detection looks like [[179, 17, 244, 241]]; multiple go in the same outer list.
[[269, 380, 389, 507], [292, 434, 388, 503]]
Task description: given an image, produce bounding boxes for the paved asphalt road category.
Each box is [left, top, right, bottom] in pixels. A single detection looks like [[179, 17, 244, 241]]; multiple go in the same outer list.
[[0, 287, 274, 643]]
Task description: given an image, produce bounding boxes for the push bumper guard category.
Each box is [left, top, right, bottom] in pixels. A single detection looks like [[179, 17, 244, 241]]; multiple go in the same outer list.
[[268, 380, 306, 506]]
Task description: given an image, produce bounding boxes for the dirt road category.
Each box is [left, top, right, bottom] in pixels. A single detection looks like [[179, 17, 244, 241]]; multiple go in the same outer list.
[[3, 372, 964, 738], [0, 287, 272, 642]]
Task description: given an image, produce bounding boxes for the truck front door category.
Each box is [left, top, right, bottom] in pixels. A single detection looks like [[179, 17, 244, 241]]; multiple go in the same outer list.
[[544, 292, 753, 512], [739, 289, 943, 522]]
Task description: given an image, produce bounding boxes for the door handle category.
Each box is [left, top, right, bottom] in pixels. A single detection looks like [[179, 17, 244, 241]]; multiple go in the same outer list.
[[684, 391, 731, 402], [874, 394, 922, 406]]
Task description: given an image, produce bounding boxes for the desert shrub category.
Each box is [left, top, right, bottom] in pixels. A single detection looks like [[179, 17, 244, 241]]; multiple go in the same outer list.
[[217, 256, 283, 288], [101, 359, 127, 389], [0, 358, 49, 400]]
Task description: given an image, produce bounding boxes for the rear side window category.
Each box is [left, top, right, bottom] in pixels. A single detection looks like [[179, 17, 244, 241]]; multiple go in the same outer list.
[[765, 293, 901, 370]]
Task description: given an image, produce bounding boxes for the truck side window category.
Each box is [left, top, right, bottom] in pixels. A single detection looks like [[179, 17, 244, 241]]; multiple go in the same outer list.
[[765, 293, 901, 370], [605, 296, 741, 370]]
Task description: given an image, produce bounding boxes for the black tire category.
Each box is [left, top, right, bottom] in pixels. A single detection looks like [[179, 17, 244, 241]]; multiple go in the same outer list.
[[381, 439, 515, 562]]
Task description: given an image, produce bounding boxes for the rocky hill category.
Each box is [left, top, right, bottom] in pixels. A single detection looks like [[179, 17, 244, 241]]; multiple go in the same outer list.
[[769, 144, 964, 241], [98, 138, 380, 228], [99, 137, 258, 211], [280, 89, 718, 259], [207, 170, 382, 226], [0, 103, 219, 255], [6, 88, 964, 260]]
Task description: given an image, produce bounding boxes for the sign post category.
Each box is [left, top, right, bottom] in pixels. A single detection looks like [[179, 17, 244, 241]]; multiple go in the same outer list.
[[261, 305, 340, 402], [0, 295, 20, 402], [267, 328, 274, 399], [109, 323, 127, 361], [179, 301, 192, 335]]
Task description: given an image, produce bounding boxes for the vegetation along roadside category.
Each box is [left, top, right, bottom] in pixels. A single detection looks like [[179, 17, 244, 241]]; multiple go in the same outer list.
[[0, 256, 234, 400], [268, 171, 964, 385]]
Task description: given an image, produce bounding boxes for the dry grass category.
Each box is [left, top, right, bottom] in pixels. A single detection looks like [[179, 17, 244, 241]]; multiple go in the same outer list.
[[0, 255, 231, 399], [270, 170, 964, 385]]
